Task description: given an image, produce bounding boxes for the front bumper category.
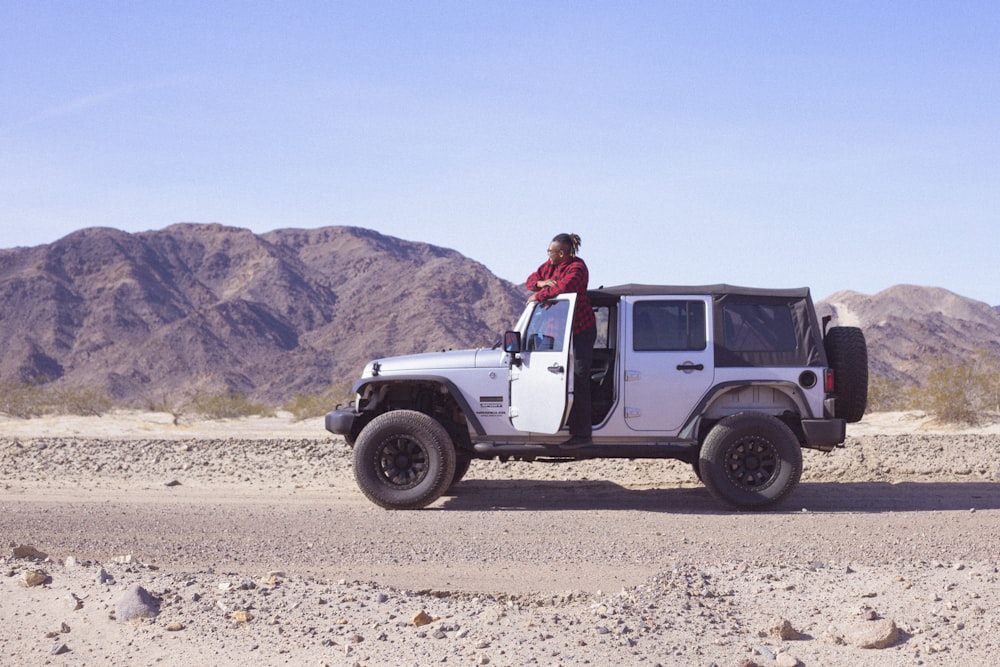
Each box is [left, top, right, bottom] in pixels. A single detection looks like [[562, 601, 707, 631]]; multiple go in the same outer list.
[[325, 408, 358, 436]]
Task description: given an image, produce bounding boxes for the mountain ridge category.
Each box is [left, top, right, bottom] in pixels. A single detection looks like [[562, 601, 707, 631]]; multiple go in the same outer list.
[[0, 224, 526, 403]]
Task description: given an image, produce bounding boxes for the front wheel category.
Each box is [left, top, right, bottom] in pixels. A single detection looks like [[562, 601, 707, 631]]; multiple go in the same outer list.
[[353, 410, 457, 510], [698, 413, 802, 510]]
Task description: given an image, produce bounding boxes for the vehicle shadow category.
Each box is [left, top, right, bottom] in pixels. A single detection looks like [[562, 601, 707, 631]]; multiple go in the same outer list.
[[439, 479, 1000, 513]]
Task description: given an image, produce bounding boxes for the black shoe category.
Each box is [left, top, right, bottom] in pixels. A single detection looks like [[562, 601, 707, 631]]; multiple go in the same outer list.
[[560, 435, 592, 449]]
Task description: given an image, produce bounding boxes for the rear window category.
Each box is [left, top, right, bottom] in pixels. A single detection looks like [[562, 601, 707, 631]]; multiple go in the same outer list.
[[722, 302, 797, 352]]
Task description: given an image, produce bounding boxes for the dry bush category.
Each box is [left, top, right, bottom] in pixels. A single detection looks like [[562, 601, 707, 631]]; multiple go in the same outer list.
[[283, 383, 353, 422], [912, 349, 1000, 425], [192, 390, 274, 420], [0, 379, 113, 418], [0, 379, 47, 418], [865, 375, 916, 413]]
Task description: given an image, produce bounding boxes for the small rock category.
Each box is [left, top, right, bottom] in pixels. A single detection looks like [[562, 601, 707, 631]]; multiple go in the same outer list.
[[165, 622, 185, 631], [230, 610, 253, 623], [163, 479, 181, 487], [775, 652, 802, 667], [52, 643, 70, 656], [20, 569, 48, 587], [64, 593, 82, 610], [64, 556, 79, 568], [12, 544, 48, 561], [756, 645, 775, 660], [60, 622, 70, 634], [115, 584, 161, 622], [765, 617, 800, 640], [96, 568, 113, 585], [842, 618, 900, 649], [412, 610, 433, 627]]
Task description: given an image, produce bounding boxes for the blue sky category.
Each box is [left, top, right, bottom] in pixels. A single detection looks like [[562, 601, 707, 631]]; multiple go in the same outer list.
[[2, 1, 998, 305]]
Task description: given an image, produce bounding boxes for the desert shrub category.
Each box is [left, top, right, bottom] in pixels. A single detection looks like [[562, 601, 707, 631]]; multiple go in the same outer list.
[[283, 392, 331, 422], [0, 379, 47, 418], [48, 385, 113, 416], [865, 375, 916, 413], [283, 384, 353, 422], [0, 379, 113, 418], [912, 350, 999, 425], [192, 390, 274, 419]]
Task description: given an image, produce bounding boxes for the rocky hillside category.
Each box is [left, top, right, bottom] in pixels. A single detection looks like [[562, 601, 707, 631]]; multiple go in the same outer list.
[[0, 224, 526, 403], [817, 285, 1000, 384]]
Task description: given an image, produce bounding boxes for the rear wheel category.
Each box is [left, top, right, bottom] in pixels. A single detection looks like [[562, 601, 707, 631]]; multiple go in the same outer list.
[[699, 413, 802, 510], [352, 410, 456, 509]]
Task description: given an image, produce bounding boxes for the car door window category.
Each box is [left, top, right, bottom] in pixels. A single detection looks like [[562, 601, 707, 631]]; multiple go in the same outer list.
[[632, 300, 706, 351], [524, 300, 569, 352]]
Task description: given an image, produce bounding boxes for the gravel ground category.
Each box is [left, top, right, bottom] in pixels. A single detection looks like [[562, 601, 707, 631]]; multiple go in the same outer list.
[[2, 411, 1000, 666]]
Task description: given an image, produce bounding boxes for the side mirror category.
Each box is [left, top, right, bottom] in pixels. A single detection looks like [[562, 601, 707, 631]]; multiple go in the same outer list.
[[503, 331, 522, 354]]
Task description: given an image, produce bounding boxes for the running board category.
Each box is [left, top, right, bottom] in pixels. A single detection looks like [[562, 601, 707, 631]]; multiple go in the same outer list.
[[472, 440, 699, 460]]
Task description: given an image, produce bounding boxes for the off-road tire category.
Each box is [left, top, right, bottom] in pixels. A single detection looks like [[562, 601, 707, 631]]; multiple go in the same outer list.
[[698, 412, 803, 510], [824, 326, 869, 423], [352, 410, 457, 510]]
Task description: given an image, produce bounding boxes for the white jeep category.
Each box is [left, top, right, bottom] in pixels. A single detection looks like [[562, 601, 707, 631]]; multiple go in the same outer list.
[[326, 284, 867, 510]]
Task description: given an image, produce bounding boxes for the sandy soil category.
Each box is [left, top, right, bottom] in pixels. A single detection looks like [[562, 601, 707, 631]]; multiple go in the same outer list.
[[2, 410, 999, 666]]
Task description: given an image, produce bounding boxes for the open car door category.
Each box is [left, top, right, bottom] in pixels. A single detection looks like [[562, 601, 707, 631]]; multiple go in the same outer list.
[[509, 294, 577, 434]]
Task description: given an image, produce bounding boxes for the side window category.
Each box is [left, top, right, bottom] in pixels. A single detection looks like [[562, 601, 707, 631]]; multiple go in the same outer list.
[[723, 303, 797, 352], [524, 300, 569, 352], [633, 301, 707, 351]]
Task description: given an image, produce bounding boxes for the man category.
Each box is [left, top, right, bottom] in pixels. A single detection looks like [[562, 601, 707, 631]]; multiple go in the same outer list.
[[526, 233, 596, 447]]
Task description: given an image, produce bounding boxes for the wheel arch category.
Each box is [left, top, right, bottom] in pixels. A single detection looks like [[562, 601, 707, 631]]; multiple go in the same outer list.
[[354, 375, 485, 438], [682, 380, 813, 431]]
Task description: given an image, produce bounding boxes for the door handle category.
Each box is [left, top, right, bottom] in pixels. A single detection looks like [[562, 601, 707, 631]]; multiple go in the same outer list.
[[548, 364, 565, 374], [676, 363, 704, 372]]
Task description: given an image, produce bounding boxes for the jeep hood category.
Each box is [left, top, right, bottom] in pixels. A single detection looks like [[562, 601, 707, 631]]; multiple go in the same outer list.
[[360, 348, 504, 378]]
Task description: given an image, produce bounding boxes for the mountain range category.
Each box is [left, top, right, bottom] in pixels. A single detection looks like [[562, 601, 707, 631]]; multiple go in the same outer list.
[[0, 224, 524, 403], [1, 223, 997, 405]]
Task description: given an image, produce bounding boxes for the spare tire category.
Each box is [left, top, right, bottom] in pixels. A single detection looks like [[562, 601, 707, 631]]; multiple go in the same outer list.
[[824, 326, 868, 423]]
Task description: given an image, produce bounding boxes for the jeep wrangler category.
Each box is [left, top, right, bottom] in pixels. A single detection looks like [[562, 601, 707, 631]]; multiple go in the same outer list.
[[326, 284, 867, 510]]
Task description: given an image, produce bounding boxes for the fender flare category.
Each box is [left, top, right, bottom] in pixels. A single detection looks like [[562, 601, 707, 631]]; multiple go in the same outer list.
[[353, 375, 486, 435]]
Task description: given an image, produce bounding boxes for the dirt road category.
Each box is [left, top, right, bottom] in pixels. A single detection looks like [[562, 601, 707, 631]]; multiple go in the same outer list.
[[4, 477, 1000, 596]]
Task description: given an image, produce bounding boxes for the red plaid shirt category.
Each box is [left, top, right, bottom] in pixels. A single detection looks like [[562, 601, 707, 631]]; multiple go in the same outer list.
[[526, 256, 596, 334]]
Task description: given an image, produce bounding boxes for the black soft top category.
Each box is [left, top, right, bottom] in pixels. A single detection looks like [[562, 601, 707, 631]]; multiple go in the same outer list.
[[589, 283, 826, 367], [590, 283, 812, 299]]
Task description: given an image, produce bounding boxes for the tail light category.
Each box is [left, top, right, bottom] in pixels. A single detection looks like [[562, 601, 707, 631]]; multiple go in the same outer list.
[[824, 368, 835, 393]]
